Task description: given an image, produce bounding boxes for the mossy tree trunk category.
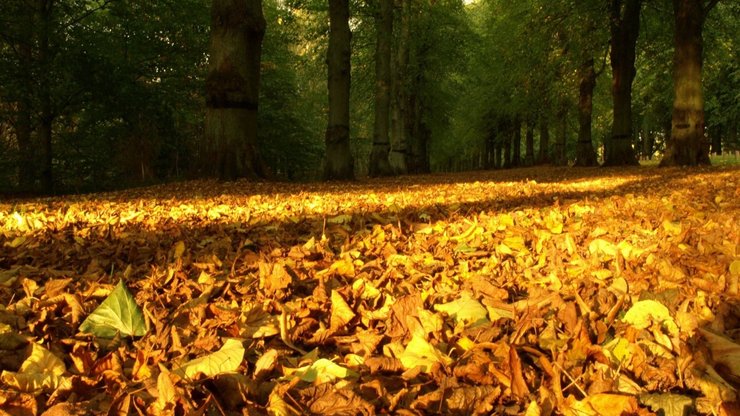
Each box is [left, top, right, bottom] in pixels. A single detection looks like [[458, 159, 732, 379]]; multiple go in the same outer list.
[[205, 0, 266, 181], [659, 0, 717, 166]]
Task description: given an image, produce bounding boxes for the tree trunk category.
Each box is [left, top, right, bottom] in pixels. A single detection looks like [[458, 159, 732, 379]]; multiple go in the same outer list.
[[503, 120, 512, 169], [389, 0, 409, 175], [524, 118, 535, 166], [205, 0, 266, 181], [324, 0, 354, 180], [539, 118, 550, 164], [37, 0, 54, 193], [574, 59, 599, 167], [709, 125, 721, 155], [554, 108, 568, 166], [660, 0, 711, 166], [604, 0, 641, 166], [16, 25, 35, 190], [512, 118, 521, 167], [407, 84, 430, 174], [368, 0, 393, 177]]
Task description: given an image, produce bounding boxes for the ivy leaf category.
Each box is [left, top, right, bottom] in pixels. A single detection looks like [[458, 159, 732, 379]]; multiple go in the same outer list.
[[79, 280, 147, 338]]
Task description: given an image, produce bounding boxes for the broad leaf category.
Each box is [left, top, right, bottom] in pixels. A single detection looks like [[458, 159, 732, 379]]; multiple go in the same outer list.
[[172, 338, 245, 380], [79, 280, 147, 338]]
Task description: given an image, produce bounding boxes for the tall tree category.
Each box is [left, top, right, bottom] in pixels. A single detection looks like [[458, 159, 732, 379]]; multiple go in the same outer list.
[[659, 0, 719, 166], [604, 0, 641, 166], [324, 0, 354, 180], [37, 0, 54, 192], [388, 0, 409, 175], [205, 0, 266, 180], [368, 0, 393, 177], [574, 58, 599, 166], [538, 117, 550, 164]]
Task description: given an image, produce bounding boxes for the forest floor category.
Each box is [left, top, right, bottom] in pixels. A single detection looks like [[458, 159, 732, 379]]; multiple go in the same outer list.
[[1, 165, 739, 416]]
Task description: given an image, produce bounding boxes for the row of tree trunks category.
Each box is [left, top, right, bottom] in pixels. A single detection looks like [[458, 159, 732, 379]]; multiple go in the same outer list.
[[205, 0, 266, 181]]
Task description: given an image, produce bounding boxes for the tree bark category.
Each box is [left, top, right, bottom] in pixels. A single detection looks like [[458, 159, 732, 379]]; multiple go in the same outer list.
[[502, 120, 512, 169], [16, 18, 35, 190], [512, 118, 521, 167], [324, 0, 354, 180], [538, 118, 550, 164], [554, 108, 568, 166], [659, 0, 711, 166], [709, 125, 721, 155], [524, 118, 535, 166], [368, 0, 393, 177], [389, 0, 409, 175], [37, 0, 54, 193], [205, 0, 266, 181], [604, 0, 641, 166], [574, 59, 599, 167]]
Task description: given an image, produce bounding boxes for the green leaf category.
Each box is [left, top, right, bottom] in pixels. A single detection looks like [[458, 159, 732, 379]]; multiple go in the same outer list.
[[172, 338, 245, 380], [79, 280, 147, 338]]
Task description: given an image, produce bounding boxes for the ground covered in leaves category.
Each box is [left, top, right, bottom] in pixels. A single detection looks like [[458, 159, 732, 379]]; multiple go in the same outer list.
[[1, 166, 739, 416]]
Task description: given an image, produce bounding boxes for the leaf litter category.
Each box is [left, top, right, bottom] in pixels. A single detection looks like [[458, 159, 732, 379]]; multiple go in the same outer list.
[[0, 165, 739, 415]]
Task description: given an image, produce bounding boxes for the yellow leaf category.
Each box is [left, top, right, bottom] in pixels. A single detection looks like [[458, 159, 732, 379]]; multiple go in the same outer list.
[[662, 220, 682, 236], [433, 292, 489, 329], [155, 370, 178, 412], [172, 338, 244, 380], [0, 342, 66, 392], [254, 349, 279, 379], [730, 260, 740, 276], [285, 358, 357, 383], [173, 240, 186, 259], [589, 238, 618, 259], [330, 290, 355, 330], [622, 300, 679, 336], [6, 236, 26, 248], [399, 334, 452, 372]]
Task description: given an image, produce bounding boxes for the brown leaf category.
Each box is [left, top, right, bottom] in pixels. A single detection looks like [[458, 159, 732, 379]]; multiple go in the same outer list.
[[510, 346, 530, 400]]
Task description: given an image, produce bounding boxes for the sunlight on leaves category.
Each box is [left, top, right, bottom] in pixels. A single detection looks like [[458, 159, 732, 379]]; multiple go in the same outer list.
[[285, 358, 358, 383], [434, 291, 489, 329], [399, 334, 452, 372], [172, 338, 245, 380], [0, 342, 66, 392]]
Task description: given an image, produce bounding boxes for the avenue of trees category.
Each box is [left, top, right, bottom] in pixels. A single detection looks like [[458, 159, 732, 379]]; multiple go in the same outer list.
[[0, 0, 738, 193]]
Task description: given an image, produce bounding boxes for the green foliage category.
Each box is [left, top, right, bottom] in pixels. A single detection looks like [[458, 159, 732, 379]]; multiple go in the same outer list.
[[79, 280, 147, 338]]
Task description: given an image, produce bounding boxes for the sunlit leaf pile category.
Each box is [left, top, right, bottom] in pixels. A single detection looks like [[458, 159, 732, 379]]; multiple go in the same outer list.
[[1, 166, 739, 415]]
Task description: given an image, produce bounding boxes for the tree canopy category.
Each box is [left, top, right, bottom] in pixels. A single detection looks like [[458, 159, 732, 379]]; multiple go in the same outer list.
[[0, 0, 737, 193]]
